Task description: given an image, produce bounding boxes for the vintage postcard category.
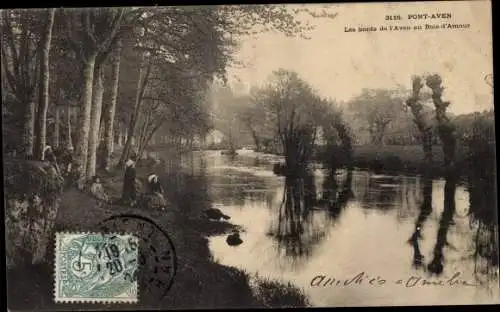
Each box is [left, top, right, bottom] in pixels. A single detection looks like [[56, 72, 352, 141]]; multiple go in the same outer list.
[[3, 1, 498, 310]]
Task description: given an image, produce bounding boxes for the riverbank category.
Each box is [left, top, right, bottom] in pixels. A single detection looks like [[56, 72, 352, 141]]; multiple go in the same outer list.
[[6, 151, 309, 310], [350, 145, 447, 176], [259, 144, 476, 178]]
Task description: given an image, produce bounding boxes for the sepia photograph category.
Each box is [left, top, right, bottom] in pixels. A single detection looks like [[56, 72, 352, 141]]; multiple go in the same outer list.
[[2, 1, 498, 310]]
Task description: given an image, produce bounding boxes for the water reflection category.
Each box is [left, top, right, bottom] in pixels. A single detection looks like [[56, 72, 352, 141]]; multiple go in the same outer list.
[[192, 151, 500, 306], [427, 175, 457, 275], [268, 174, 323, 260], [360, 174, 401, 211], [406, 168, 499, 282], [408, 174, 433, 268], [468, 172, 499, 282], [319, 169, 354, 221], [319, 169, 338, 205]]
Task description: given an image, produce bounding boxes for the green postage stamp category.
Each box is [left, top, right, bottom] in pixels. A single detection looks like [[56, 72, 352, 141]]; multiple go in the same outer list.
[[54, 232, 139, 303]]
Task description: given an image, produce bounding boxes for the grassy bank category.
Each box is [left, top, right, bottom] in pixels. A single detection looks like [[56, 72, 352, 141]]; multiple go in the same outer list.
[[6, 153, 309, 310]]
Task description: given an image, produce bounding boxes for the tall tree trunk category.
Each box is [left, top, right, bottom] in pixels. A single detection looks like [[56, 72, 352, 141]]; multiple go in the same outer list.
[[117, 127, 123, 147], [425, 75, 456, 174], [422, 131, 433, 165], [74, 52, 98, 181], [118, 54, 150, 166], [2, 11, 39, 158], [98, 118, 105, 141], [66, 8, 124, 181], [102, 41, 121, 170], [33, 8, 56, 160], [136, 108, 151, 157], [86, 65, 104, 178], [23, 100, 36, 158], [53, 106, 60, 149], [65, 103, 73, 150]]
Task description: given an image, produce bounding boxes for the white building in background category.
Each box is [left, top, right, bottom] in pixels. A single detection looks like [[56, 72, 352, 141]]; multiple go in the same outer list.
[[205, 129, 224, 146]]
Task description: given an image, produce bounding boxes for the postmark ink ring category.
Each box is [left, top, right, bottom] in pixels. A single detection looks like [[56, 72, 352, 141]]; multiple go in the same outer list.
[[96, 214, 177, 303]]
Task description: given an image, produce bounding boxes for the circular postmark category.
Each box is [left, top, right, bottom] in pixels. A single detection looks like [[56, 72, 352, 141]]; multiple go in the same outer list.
[[96, 214, 177, 302]]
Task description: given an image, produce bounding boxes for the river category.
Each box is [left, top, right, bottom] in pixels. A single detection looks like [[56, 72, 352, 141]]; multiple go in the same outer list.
[[155, 149, 500, 307]]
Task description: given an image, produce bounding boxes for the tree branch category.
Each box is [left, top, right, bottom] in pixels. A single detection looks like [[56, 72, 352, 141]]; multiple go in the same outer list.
[[84, 10, 97, 46], [98, 8, 124, 52]]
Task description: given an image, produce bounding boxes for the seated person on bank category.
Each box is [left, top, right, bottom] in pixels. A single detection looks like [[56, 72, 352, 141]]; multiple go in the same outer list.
[[139, 173, 167, 211], [88, 175, 109, 203]]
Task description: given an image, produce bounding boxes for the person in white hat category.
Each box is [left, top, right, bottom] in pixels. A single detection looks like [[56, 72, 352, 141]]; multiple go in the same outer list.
[[147, 174, 164, 195], [140, 173, 167, 211]]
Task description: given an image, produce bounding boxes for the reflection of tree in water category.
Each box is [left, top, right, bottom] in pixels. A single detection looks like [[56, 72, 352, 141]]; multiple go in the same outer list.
[[268, 173, 326, 260], [468, 173, 499, 282], [319, 169, 354, 221], [361, 175, 400, 211], [424, 167, 498, 279], [408, 174, 433, 268], [429, 173, 499, 280], [408, 171, 499, 280], [408, 173, 458, 275], [397, 177, 422, 221], [427, 175, 457, 275]]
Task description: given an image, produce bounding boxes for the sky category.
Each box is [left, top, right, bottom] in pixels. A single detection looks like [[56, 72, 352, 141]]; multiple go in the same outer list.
[[226, 1, 493, 115]]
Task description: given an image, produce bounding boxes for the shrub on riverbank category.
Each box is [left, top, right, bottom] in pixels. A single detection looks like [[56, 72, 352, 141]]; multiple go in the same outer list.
[[250, 274, 310, 308]]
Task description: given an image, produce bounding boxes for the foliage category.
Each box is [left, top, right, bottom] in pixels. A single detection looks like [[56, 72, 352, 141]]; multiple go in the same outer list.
[[347, 89, 411, 145], [2, 5, 338, 165], [1, 9, 45, 101], [216, 4, 336, 39], [315, 98, 353, 170], [247, 69, 352, 173]]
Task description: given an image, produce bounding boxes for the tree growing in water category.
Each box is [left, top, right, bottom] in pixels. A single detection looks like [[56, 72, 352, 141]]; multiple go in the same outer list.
[[425, 74, 457, 173], [405, 76, 435, 168], [254, 69, 323, 176]]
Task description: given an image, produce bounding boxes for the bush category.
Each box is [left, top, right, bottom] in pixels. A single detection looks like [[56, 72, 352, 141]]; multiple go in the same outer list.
[[252, 275, 309, 308], [5, 160, 64, 268]]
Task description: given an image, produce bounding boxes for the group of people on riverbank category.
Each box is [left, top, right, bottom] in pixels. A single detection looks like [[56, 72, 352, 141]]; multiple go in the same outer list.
[[42, 146, 167, 210], [117, 153, 166, 210]]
